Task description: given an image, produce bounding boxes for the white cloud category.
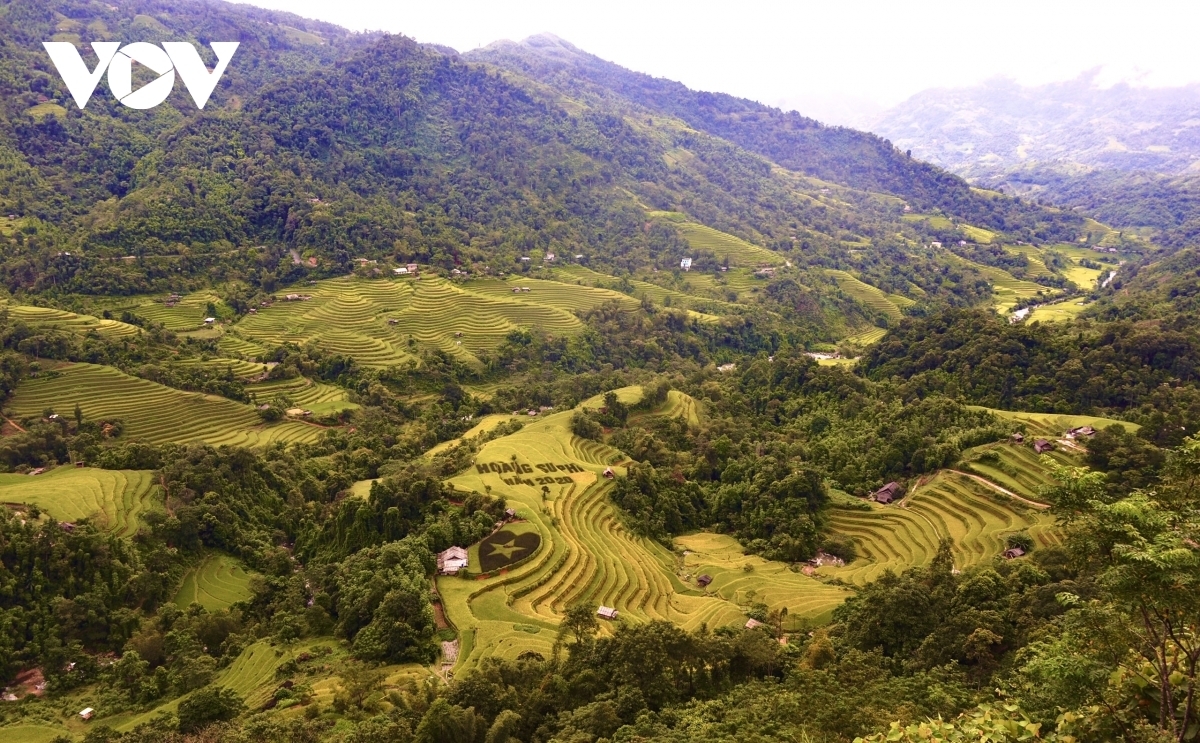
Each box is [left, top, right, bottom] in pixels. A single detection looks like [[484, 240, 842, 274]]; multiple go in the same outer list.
[[232, 0, 1200, 124]]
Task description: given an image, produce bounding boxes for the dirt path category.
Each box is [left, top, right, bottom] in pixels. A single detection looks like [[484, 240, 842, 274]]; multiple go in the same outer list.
[[946, 470, 1051, 510], [2, 416, 25, 434]]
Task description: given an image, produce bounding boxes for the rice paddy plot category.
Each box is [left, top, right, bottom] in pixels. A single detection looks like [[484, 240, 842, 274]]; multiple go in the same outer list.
[[172, 357, 269, 378], [667, 221, 784, 267], [970, 406, 1138, 438], [902, 213, 955, 230], [550, 265, 737, 318], [0, 468, 158, 537], [466, 276, 640, 314], [823, 270, 905, 320], [1027, 299, 1091, 323], [1002, 246, 1055, 280], [961, 224, 996, 244], [821, 470, 1058, 586], [960, 442, 1077, 500], [8, 363, 323, 447], [954, 257, 1057, 312], [233, 276, 584, 367], [3, 304, 141, 340], [0, 725, 66, 743], [123, 291, 223, 331], [439, 389, 851, 672], [246, 376, 357, 416], [843, 326, 887, 346], [217, 332, 269, 359], [175, 554, 256, 611], [676, 533, 849, 625]]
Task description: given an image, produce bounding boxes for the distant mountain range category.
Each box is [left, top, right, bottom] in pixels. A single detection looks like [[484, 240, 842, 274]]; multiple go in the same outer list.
[[869, 74, 1200, 178], [869, 75, 1200, 246]]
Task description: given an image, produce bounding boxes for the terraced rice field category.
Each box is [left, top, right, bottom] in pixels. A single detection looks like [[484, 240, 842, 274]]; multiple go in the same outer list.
[[2, 304, 141, 340], [551, 265, 734, 318], [676, 533, 849, 624], [175, 554, 256, 611], [466, 276, 640, 313], [1028, 299, 1092, 323], [0, 468, 158, 537], [669, 221, 784, 267], [844, 326, 888, 346], [119, 291, 222, 331], [8, 363, 323, 447], [653, 390, 701, 427], [440, 387, 846, 671], [954, 257, 1057, 312], [174, 357, 268, 378], [233, 277, 583, 366], [1002, 245, 1056, 280], [971, 407, 1138, 439], [217, 332, 269, 358], [961, 224, 996, 243], [824, 270, 907, 320], [246, 376, 357, 415], [961, 443, 1077, 500], [902, 213, 955, 230], [820, 470, 1060, 586]]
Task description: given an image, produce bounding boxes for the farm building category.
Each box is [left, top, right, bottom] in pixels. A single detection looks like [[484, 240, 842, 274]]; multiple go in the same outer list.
[[1068, 426, 1096, 438], [406, 264, 419, 273], [873, 481, 903, 504], [696, 574, 713, 588], [1003, 547, 1026, 559], [1011, 432, 1024, 443], [544, 252, 556, 262], [504, 508, 517, 520], [393, 267, 409, 275], [680, 257, 693, 271], [745, 618, 764, 630], [1034, 439, 1055, 454], [204, 317, 216, 324], [602, 467, 614, 479], [597, 606, 619, 620], [437, 546, 469, 575], [80, 708, 94, 721]]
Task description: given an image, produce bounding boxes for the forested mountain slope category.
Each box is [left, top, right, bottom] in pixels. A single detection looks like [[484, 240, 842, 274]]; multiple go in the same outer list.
[[468, 34, 1083, 238]]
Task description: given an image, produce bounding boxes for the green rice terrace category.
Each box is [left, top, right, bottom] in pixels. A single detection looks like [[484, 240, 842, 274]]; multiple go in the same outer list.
[[433, 385, 1078, 672], [175, 554, 257, 612], [0, 467, 158, 537], [6, 363, 324, 447], [226, 275, 585, 366], [649, 211, 785, 266]]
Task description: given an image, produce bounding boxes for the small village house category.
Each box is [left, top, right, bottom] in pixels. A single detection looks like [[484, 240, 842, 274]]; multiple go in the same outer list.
[[1034, 439, 1055, 454], [696, 574, 713, 588], [437, 546, 469, 575], [602, 467, 615, 479], [745, 618, 764, 630], [406, 264, 419, 273], [1003, 547, 1026, 559], [597, 606, 619, 620], [872, 481, 903, 504], [79, 708, 94, 721], [1011, 432, 1024, 443], [680, 257, 692, 271]]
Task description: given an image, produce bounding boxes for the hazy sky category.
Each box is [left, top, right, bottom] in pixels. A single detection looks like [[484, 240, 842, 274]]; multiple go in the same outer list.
[[235, 0, 1200, 126]]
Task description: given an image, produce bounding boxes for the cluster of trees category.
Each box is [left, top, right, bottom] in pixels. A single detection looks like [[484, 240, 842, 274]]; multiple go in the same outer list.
[[863, 309, 1200, 445]]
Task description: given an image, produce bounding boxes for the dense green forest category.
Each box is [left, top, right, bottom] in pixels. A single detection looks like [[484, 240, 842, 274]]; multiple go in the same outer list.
[[0, 1, 1197, 742]]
